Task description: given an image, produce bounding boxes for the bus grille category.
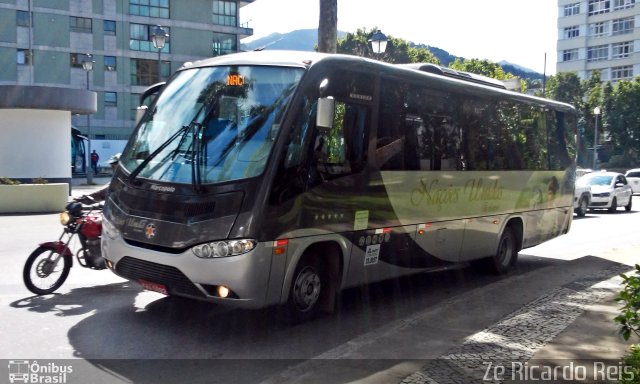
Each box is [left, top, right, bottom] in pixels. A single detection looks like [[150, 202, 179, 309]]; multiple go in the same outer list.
[[115, 257, 204, 298]]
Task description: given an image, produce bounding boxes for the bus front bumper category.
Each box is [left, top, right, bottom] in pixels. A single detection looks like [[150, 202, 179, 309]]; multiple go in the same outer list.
[[101, 223, 277, 309]]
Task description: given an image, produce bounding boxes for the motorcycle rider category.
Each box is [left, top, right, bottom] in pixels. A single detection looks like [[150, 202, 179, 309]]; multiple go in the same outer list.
[[81, 153, 120, 202]]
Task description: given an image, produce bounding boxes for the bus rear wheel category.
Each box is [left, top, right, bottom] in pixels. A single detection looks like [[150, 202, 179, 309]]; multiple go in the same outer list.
[[472, 227, 518, 275]]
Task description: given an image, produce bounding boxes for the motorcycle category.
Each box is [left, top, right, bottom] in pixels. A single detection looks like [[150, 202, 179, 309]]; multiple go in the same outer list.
[[23, 195, 106, 295]]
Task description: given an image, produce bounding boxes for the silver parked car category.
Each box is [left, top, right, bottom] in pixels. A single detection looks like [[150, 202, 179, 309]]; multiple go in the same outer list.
[[625, 168, 640, 195], [577, 172, 633, 212]]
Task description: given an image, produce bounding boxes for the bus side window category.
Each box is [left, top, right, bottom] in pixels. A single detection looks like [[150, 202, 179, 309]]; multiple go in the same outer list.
[[316, 101, 370, 177], [376, 80, 407, 170]]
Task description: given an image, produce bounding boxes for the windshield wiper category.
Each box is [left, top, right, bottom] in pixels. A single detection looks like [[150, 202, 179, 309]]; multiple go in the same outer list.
[[191, 122, 204, 193], [127, 123, 192, 184]]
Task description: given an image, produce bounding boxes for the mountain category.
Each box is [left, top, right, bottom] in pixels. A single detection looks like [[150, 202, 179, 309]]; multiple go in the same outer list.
[[241, 29, 543, 81], [242, 29, 347, 52]]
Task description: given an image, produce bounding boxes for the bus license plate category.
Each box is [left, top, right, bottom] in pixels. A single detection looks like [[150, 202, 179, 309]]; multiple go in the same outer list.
[[138, 279, 169, 295]]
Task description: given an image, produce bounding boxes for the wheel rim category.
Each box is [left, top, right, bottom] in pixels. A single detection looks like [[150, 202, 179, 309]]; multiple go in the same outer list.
[[580, 198, 588, 214], [292, 266, 321, 312], [29, 252, 65, 291], [36, 258, 55, 277], [497, 233, 515, 267]]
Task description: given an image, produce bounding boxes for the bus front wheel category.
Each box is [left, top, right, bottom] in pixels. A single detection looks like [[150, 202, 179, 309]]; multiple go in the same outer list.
[[280, 255, 329, 324], [472, 227, 518, 275]]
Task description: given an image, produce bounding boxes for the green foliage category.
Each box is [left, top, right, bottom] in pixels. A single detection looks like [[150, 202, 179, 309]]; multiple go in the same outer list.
[[544, 70, 640, 168], [620, 345, 640, 384], [615, 265, 640, 341], [545, 72, 583, 106], [448, 58, 513, 80], [336, 27, 439, 65], [326, 102, 346, 163], [30, 177, 49, 184], [0, 177, 20, 185]]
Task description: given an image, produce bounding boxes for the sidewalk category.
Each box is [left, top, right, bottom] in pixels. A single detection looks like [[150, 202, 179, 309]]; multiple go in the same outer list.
[[400, 247, 638, 384], [69, 175, 112, 198]]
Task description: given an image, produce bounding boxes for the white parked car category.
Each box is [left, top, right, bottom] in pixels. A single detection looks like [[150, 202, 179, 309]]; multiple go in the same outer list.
[[573, 183, 591, 217], [625, 168, 640, 195], [576, 172, 633, 213]]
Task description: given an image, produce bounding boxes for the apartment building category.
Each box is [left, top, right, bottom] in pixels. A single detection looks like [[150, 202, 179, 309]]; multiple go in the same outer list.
[[0, 0, 253, 142], [557, 0, 639, 81]]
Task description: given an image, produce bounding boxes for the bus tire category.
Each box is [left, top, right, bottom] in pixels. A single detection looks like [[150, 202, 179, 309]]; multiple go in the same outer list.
[[280, 255, 328, 324], [472, 227, 518, 275]]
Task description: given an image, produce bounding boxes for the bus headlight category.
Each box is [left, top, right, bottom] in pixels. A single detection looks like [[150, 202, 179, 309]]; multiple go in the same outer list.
[[192, 239, 257, 258]]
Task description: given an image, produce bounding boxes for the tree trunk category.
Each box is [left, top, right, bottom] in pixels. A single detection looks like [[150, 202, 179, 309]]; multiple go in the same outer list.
[[318, 0, 337, 53]]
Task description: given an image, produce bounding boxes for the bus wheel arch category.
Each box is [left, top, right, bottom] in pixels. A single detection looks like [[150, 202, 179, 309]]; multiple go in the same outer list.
[[280, 241, 343, 323], [472, 218, 522, 275]]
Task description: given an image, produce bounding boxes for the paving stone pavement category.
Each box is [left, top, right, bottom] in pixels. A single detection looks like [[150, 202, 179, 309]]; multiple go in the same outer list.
[[399, 263, 631, 384]]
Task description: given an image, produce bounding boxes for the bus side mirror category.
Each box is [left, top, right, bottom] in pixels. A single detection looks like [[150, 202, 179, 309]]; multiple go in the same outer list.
[[316, 97, 335, 132], [135, 105, 148, 125]]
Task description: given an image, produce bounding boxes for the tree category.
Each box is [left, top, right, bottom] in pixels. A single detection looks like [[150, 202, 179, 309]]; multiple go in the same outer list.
[[336, 27, 439, 65], [448, 58, 512, 80], [544, 72, 583, 106], [318, 0, 337, 53], [607, 79, 640, 164]]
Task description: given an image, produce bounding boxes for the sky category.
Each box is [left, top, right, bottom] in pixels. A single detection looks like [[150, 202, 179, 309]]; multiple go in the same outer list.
[[240, 0, 559, 74]]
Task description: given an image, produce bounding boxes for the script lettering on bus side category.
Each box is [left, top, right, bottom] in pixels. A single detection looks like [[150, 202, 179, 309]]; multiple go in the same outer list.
[[410, 178, 461, 211], [411, 177, 504, 211], [464, 178, 504, 202]]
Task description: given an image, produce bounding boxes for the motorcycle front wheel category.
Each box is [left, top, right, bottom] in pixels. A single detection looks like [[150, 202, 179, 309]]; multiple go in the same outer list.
[[23, 246, 72, 295]]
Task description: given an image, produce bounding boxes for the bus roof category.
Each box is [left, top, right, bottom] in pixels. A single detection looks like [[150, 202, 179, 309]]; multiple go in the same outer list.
[[178, 50, 575, 113]]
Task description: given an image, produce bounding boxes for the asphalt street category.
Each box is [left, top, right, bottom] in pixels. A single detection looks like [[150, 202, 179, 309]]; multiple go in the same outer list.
[[0, 184, 639, 383]]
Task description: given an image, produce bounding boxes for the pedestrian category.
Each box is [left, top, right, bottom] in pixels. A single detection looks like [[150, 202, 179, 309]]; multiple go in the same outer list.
[[90, 150, 99, 174]]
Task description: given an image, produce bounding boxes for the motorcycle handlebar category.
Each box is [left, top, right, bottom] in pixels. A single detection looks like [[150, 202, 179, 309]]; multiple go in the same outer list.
[[72, 195, 104, 211]]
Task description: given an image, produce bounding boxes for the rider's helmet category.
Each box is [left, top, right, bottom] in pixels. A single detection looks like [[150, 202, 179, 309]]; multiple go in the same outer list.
[[108, 153, 121, 165]]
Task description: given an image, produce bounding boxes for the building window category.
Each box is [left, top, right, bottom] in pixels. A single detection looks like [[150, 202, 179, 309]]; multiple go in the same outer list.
[[105, 92, 117, 106], [563, 49, 579, 61], [129, 0, 170, 18], [587, 45, 609, 61], [612, 41, 633, 58], [589, 22, 609, 37], [213, 0, 237, 26], [17, 10, 30, 27], [70, 53, 90, 68], [17, 49, 31, 65], [105, 56, 117, 71], [564, 26, 580, 39], [611, 65, 633, 80], [212, 32, 236, 56], [130, 24, 170, 52], [588, 0, 610, 15], [104, 20, 116, 35], [70, 16, 92, 33], [612, 17, 634, 35], [131, 58, 170, 86], [564, 3, 580, 16], [613, 0, 635, 10]]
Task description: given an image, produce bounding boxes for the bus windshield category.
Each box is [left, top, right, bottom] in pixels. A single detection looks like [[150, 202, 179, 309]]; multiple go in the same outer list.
[[122, 65, 304, 185]]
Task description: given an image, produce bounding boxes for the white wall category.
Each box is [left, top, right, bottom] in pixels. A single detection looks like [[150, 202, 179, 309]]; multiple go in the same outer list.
[[0, 109, 71, 179]]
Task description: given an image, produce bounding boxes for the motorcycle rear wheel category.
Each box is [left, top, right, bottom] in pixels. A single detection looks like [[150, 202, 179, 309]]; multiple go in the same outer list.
[[23, 246, 72, 295]]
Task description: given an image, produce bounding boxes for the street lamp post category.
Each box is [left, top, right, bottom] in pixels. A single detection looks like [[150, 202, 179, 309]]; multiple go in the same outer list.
[[151, 25, 169, 82], [593, 106, 601, 170], [368, 30, 388, 57], [82, 54, 94, 184]]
